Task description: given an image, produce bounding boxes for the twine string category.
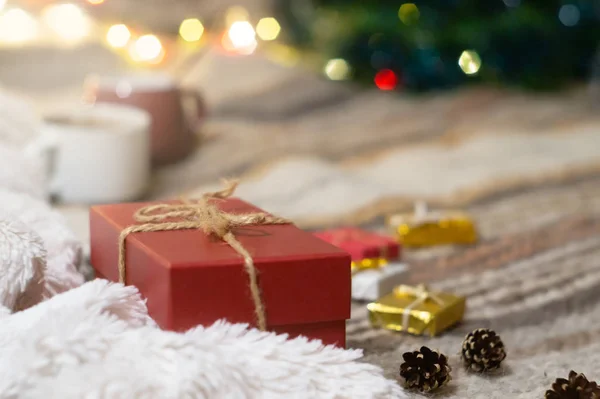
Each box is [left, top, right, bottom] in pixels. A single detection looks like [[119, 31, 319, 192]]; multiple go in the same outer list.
[[117, 180, 289, 331]]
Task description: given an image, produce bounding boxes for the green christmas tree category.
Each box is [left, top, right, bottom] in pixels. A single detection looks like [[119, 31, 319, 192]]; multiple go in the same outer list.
[[275, 0, 600, 92]]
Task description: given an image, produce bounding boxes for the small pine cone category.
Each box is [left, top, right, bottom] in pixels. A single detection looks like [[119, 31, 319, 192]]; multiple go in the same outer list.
[[399, 346, 452, 392], [545, 370, 600, 399], [461, 328, 506, 372]]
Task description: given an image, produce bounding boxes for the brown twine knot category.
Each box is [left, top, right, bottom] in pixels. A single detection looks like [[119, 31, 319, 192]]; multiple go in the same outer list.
[[117, 180, 290, 331]]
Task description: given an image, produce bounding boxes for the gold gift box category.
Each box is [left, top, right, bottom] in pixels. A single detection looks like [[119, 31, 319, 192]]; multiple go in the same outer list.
[[367, 285, 465, 336], [387, 204, 477, 247]]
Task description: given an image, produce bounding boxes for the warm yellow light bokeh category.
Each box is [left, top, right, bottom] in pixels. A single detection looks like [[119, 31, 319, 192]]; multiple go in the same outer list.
[[106, 24, 130, 48], [130, 34, 163, 62], [179, 18, 204, 42], [398, 3, 420, 25], [87, 0, 105, 4], [0, 8, 38, 44], [256, 17, 280, 41], [42, 3, 91, 43], [324, 58, 351, 81], [227, 21, 257, 54], [458, 50, 482, 75]]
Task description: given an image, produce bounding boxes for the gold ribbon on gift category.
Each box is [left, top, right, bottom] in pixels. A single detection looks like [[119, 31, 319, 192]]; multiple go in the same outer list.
[[117, 180, 290, 331], [393, 284, 446, 332], [329, 229, 389, 274]]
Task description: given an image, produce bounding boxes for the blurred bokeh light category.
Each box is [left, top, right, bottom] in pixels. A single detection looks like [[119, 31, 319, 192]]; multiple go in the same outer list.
[[324, 58, 351, 81], [256, 17, 280, 41], [458, 50, 482, 75], [558, 4, 580, 27], [41, 3, 92, 44], [398, 3, 420, 25], [374, 69, 398, 90], [0, 8, 38, 45], [179, 18, 204, 42], [226, 21, 257, 55], [129, 34, 164, 63], [106, 24, 131, 48]]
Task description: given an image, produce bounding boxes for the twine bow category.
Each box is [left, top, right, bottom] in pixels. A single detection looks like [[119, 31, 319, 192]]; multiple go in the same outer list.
[[393, 284, 445, 333], [117, 180, 290, 331]]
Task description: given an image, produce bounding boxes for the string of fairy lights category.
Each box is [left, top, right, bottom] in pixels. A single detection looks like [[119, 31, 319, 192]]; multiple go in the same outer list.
[[0, 1, 285, 64], [0, 0, 490, 90]]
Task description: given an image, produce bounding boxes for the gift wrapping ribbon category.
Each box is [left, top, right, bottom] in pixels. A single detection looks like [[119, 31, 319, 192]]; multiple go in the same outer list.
[[393, 284, 445, 333], [117, 180, 290, 331]]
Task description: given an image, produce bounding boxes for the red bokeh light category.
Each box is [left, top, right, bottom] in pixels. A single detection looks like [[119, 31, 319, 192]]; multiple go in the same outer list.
[[374, 69, 398, 90]]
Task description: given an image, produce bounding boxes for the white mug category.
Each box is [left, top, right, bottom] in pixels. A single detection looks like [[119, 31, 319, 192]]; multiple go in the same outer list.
[[26, 103, 151, 204]]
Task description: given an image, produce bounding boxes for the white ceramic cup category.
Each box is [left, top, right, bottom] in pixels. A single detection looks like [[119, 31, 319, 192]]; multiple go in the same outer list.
[[26, 103, 151, 204]]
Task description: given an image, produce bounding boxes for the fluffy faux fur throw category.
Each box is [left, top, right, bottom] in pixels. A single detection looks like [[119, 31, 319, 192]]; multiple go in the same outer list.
[[0, 280, 404, 398]]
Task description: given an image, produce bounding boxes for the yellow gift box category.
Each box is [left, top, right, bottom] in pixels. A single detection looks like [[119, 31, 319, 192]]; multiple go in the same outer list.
[[387, 203, 477, 247], [367, 284, 465, 336]]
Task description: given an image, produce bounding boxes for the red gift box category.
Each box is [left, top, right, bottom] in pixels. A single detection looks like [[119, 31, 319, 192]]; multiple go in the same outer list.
[[313, 227, 401, 261], [90, 196, 351, 347]]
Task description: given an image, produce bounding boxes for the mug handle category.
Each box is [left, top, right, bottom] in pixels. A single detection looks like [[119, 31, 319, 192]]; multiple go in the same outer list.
[[181, 89, 206, 136]]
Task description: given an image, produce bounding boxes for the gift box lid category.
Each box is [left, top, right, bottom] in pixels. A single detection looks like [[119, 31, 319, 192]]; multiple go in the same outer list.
[[313, 227, 400, 261], [90, 198, 351, 330]]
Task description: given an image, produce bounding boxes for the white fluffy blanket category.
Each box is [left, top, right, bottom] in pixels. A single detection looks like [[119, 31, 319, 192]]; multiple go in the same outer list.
[[0, 280, 404, 398], [0, 136, 404, 398]]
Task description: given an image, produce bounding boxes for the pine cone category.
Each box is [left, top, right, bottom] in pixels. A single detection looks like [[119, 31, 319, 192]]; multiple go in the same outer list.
[[545, 371, 600, 399], [461, 328, 506, 372], [399, 346, 452, 392]]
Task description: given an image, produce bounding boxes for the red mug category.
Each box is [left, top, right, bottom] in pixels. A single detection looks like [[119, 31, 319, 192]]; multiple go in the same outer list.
[[83, 73, 205, 166]]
